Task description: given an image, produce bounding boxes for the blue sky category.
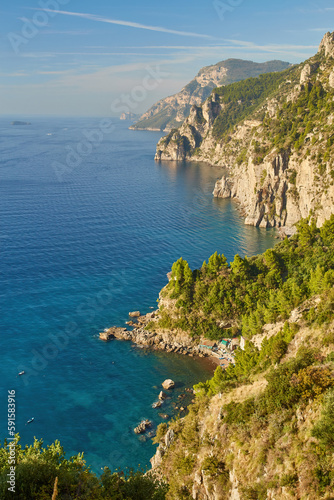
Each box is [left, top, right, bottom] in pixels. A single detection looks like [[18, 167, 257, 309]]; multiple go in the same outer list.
[[0, 0, 333, 116]]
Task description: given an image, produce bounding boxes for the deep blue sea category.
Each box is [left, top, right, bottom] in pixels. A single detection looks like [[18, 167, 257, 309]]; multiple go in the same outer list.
[[0, 117, 275, 473]]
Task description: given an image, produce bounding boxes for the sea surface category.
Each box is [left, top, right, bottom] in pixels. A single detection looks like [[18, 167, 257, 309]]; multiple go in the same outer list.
[[0, 117, 275, 473]]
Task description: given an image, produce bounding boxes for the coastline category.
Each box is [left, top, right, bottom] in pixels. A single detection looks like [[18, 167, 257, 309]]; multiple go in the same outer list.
[[99, 313, 220, 372]]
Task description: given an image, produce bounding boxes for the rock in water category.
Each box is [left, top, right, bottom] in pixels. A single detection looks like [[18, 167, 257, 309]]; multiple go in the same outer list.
[[134, 419, 152, 434], [129, 311, 140, 318], [159, 391, 167, 400], [162, 379, 175, 390]]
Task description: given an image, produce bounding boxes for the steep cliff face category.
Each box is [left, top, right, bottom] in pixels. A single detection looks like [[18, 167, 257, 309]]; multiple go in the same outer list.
[[131, 59, 290, 132], [155, 32, 334, 229]]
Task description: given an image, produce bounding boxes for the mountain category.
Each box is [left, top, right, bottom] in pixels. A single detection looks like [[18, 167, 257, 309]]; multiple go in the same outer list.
[[155, 32, 334, 231], [130, 59, 290, 132]]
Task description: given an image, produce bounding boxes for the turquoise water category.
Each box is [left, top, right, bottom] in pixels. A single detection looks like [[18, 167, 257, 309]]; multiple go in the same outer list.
[[0, 117, 275, 472]]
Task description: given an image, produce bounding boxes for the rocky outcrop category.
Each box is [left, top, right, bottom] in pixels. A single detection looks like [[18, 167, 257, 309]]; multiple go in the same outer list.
[[212, 146, 334, 228], [131, 59, 290, 132], [99, 327, 127, 341], [318, 31, 334, 57], [212, 176, 232, 198], [150, 428, 175, 469], [129, 310, 141, 318], [162, 379, 175, 390], [213, 151, 292, 228], [155, 96, 222, 161], [99, 312, 210, 357], [134, 419, 152, 434]]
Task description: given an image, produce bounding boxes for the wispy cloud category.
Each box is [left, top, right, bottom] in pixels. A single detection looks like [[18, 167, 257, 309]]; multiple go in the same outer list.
[[37, 9, 212, 39], [309, 28, 332, 32], [21, 52, 178, 58], [0, 71, 29, 77], [224, 39, 318, 56]]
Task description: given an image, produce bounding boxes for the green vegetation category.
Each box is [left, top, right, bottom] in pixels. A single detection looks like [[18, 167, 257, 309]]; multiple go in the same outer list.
[[133, 59, 290, 131], [262, 80, 334, 151], [133, 109, 180, 131], [3, 217, 334, 499], [212, 70, 292, 139], [217, 59, 291, 85], [0, 437, 167, 499], [153, 215, 334, 499]]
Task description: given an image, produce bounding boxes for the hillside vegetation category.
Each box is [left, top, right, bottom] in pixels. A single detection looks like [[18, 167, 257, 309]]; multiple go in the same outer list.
[[149, 216, 334, 499], [0, 438, 167, 499], [1, 228, 334, 500], [152, 216, 334, 343]]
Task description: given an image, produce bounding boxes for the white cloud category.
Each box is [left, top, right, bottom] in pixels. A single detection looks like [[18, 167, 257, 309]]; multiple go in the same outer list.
[[0, 71, 28, 77], [38, 9, 213, 39]]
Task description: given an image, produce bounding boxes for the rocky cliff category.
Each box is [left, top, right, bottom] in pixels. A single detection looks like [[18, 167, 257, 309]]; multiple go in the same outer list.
[[131, 59, 290, 132], [155, 32, 334, 230]]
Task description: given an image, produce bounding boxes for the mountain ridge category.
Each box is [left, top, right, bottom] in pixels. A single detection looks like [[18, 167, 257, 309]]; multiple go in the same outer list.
[[155, 32, 334, 231], [130, 59, 290, 132]]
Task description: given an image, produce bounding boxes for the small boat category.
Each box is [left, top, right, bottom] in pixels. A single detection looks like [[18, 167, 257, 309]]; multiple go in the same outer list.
[[26, 418, 34, 425], [18, 371, 25, 376]]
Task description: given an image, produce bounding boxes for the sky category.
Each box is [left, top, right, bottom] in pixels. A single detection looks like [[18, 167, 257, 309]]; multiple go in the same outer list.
[[0, 0, 333, 116]]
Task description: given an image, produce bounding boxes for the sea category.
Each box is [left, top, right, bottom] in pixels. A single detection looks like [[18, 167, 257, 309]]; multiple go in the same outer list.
[[0, 117, 276, 473]]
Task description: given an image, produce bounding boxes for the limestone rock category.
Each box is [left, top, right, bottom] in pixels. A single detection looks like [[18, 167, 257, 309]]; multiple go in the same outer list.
[[329, 69, 334, 89], [164, 428, 175, 448], [129, 311, 140, 318], [133, 59, 289, 132], [150, 446, 165, 468], [318, 31, 334, 58], [213, 176, 232, 198], [159, 413, 169, 419], [99, 327, 127, 341], [300, 64, 312, 84], [162, 379, 175, 390], [159, 391, 167, 400], [134, 419, 152, 434]]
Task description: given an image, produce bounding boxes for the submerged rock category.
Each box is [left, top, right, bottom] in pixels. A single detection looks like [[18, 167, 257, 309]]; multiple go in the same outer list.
[[159, 413, 169, 419]]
